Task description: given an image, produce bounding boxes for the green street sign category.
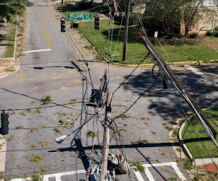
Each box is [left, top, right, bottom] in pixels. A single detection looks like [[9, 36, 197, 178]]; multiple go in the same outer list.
[[67, 14, 92, 21]]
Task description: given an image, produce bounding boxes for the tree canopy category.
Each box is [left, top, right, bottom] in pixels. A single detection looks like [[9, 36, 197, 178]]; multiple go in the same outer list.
[[141, 0, 218, 36], [0, 0, 33, 21]]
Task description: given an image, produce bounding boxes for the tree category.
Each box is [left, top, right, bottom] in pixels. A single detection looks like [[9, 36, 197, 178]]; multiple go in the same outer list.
[[143, 0, 183, 36], [141, 0, 217, 36], [0, 0, 33, 21], [182, 0, 216, 36]]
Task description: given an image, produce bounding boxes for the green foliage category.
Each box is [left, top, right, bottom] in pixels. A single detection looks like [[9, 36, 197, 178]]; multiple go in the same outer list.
[[189, 33, 198, 39], [69, 99, 77, 103], [143, 0, 213, 36], [120, 128, 127, 132], [7, 136, 13, 141], [41, 96, 52, 105], [0, 0, 33, 21], [165, 126, 172, 131], [178, 64, 185, 67], [117, 114, 132, 120], [5, 67, 16, 72], [28, 155, 43, 163], [182, 158, 193, 170], [214, 26, 218, 31], [131, 139, 149, 146], [176, 33, 184, 38], [5, 18, 16, 58], [0, 171, 4, 179], [58, 119, 69, 126], [169, 177, 177, 181], [128, 12, 138, 25], [213, 31, 218, 37], [87, 130, 98, 137], [31, 174, 41, 181], [206, 30, 213, 36], [53, 127, 63, 134], [76, 2, 94, 10], [33, 109, 40, 114], [131, 162, 145, 172]]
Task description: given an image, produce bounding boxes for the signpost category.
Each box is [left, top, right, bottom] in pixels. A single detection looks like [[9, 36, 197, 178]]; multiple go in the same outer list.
[[67, 14, 92, 21]]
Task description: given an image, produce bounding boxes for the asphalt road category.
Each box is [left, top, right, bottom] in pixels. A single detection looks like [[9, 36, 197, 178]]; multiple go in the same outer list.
[[1, 0, 218, 181]]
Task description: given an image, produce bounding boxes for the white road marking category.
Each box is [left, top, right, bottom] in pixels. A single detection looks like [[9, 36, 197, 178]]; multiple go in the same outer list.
[[133, 169, 145, 181], [11, 163, 186, 181], [11, 170, 86, 181], [21, 49, 51, 53], [143, 162, 186, 181], [187, 67, 209, 79], [144, 168, 155, 181], [171, 162, 186, 181]]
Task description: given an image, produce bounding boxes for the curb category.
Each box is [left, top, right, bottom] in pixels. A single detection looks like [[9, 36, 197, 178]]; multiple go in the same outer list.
[[0, 134, 6, 181], [78, 27, 109, 63], [178, 114, 194, 160], [178, 108, 218, 166]]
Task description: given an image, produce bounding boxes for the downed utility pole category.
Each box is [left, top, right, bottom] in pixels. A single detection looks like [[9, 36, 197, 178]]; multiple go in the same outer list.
[[122, 0, 130, 61], [101, 91, 112, 180], [138, 32, 218, 145], [112, 0, 119, 16]]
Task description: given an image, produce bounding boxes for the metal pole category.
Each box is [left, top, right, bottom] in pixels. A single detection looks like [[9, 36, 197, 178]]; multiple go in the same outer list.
[[101, 91, 112, 181], [122, 1, 130, 61]]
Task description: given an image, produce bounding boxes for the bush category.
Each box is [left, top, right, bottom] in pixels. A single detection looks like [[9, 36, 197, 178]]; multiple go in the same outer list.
[[76, 2, 93, 10], [189, 33, 197, 38], [214, 26, 218, 31], [176, 33, 184, 38], [206, 30, 213, 36], [213, 30, 218, 37], [128, 12, 138, 25], [166, 32, 175, 39]]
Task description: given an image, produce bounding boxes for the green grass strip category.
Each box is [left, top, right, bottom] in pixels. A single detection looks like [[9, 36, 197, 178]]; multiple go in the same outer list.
[[182, 109, 218, 158], [5, 22, 16, 58]]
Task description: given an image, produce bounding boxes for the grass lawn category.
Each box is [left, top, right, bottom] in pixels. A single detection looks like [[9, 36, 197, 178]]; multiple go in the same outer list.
[[5, 19, 16, 58], [182, 109, 218, 158], [78, 19, 218, 64]]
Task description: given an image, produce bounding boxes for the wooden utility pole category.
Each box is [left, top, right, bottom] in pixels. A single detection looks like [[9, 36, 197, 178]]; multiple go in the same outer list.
[[112, 0, 119, 16], [138, 32, 217, 139], [122, 0, 130, 61], [101, 92, 112, 181]]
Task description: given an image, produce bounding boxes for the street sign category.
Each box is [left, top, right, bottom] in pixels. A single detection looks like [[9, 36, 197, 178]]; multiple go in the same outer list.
[[67, 14, 92, 21]]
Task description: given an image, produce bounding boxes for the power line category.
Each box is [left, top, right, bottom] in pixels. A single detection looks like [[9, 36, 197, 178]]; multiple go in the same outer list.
[[112, 79, 160, 122]]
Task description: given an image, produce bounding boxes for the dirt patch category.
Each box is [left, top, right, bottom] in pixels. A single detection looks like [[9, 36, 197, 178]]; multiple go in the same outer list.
[[200, 36, 218, 52]]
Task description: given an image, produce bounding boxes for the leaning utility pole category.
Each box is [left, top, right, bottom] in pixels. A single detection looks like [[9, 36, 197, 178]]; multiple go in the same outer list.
[[122, 0, 130, 61], [138, 32, 217, 144], [112, 0, 119, 16], [101, 91, 112, 181]]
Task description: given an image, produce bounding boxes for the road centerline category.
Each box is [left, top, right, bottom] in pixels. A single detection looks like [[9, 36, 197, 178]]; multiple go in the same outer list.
[[35, 0, 53, 49]]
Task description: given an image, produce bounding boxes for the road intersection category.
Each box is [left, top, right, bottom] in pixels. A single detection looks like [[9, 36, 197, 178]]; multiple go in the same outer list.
[[1, 0, 218, 180]]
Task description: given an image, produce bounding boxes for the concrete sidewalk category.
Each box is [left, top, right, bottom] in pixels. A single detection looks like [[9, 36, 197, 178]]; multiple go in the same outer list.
[[0, 135, 6, 181]]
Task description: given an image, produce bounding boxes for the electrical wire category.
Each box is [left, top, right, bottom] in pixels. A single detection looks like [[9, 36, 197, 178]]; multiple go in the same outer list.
[[112, 79, 160, 122]]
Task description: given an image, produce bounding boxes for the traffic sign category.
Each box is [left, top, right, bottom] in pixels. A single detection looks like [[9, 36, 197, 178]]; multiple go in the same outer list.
[[67, 14, 92, 21]]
